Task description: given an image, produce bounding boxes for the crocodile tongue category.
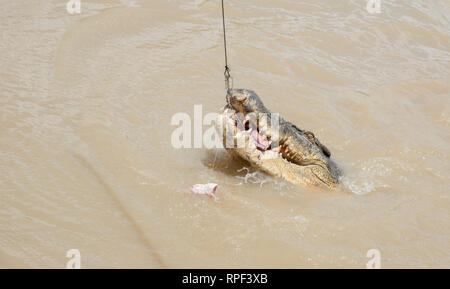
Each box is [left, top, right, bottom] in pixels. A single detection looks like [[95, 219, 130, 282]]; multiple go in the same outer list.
[[250, 129, 271, 151]]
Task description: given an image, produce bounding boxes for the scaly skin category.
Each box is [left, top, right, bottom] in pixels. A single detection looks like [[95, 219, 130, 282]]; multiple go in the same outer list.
[[222, 88, 340, 188]]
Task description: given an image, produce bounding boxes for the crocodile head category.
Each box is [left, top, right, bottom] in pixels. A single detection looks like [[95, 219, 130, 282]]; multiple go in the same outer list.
[[222, 89, 340, 188], [227, 88, 269, 114]]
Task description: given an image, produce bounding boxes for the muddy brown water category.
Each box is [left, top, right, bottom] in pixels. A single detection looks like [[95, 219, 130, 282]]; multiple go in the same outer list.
[[1, 0, 449, 268]]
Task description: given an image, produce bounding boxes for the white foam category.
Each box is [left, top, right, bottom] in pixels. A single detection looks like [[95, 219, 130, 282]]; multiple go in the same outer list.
[[235, 167, 277, 188]]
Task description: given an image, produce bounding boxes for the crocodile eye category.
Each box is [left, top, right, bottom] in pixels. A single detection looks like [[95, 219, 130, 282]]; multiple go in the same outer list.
[[306, 132, 315, 141]]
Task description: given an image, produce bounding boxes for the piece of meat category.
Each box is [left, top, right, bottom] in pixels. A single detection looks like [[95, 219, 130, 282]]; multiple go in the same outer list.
[[189, 183, 218, 198]]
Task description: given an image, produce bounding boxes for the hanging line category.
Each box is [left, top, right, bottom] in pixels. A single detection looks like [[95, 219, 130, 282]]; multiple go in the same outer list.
[[221, 0, 232, 93]]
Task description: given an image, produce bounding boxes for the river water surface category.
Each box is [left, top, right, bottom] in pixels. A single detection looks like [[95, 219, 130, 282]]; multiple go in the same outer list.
[[1, 0, 449, 268]]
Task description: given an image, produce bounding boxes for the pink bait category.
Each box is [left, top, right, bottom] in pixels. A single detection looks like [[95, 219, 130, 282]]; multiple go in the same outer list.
[[189, 183, 218, 198]]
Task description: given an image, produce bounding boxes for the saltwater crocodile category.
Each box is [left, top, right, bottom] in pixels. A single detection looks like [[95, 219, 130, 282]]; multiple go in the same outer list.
[[218, 89, 341, 188]]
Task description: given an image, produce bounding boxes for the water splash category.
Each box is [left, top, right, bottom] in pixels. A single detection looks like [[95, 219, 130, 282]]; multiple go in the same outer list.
[[340, 157, 401, 195], [235, 167, 279, 188]]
